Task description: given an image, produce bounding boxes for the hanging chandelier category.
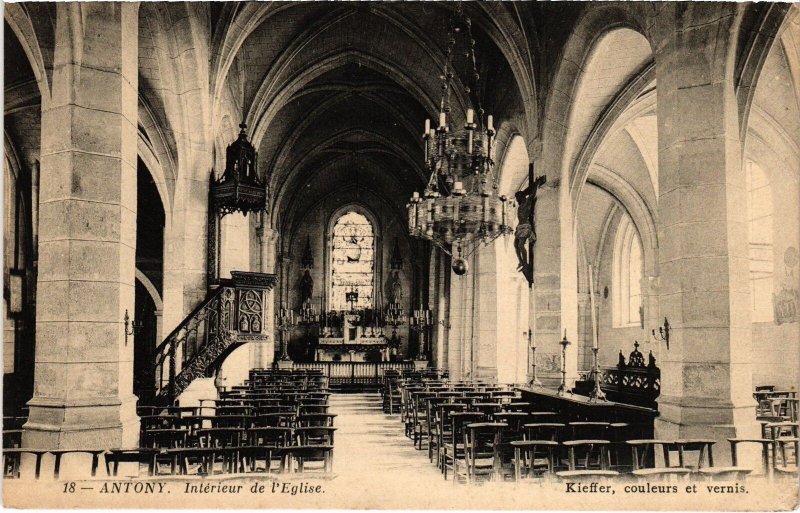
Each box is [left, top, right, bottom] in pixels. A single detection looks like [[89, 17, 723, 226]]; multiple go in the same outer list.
[[406, 7, 514, 275]]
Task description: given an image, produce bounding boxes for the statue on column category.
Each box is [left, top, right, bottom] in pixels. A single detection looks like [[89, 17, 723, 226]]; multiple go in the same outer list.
[[299, 270, 314, 306], [514, 174, 547, 283]]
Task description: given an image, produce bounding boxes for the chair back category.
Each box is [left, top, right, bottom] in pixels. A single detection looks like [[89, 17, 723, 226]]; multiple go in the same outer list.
[[494, 412, 530, 435], [248, 427, 291, 447], [569, 421, 610, 441], [524, 423, 565, 442]]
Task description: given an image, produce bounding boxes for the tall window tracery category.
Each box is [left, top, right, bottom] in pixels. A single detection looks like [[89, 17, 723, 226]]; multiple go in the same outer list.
[[329, 211, 375, 311], [613, 214, 643, 327]]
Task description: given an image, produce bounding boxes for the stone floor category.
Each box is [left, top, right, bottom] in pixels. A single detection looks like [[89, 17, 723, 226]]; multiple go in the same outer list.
[[328, 392, 445, 485]]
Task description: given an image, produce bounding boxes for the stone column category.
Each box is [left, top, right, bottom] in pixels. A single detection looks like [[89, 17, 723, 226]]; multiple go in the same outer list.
[[26, 3, 140, 449], [528, 161, 579, 386], [446, 265, 466, 380], [433, 250, 449, 370], [219, 212, 250, 279], [474, 244, 498, 382], [653, 5, 758, 443], [253, 225, 279, 368]]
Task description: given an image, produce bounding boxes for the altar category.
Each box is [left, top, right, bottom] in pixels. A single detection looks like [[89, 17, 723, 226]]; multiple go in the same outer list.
[[315, 313, 391, 362]]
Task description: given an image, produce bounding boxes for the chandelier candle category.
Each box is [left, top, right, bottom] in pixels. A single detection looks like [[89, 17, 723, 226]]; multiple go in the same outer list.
[[406, 6, 514, 272]]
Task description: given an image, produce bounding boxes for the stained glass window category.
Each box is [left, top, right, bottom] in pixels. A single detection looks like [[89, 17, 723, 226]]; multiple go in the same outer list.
[[330, 211, 375, 310]]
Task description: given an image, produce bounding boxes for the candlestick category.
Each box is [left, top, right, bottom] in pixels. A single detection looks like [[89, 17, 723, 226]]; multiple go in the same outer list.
[[557, 330, 571, 395], [588, 265, 598, 350]]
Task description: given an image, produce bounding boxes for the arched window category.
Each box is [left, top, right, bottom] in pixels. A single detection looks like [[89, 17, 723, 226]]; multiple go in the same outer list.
[[746, 159, 773, 322], [329, 210, 376, 311], [613, 214, 643, 327]]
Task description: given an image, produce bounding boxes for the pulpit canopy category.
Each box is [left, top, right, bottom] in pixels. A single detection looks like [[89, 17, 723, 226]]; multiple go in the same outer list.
[[210, 123, 267, 216]]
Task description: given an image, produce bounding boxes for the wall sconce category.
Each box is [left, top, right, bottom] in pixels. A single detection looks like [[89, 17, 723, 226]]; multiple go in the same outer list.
[[652, 317, 670, 350], [124, 309, 143, 346]]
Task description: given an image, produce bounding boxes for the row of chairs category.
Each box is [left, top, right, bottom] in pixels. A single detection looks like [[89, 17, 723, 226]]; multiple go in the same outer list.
[[393, 375, 798, 483], [4, 369, 335, 479]]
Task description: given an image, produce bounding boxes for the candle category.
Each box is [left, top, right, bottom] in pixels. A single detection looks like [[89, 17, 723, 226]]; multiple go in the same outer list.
[[439, 112, 446, 128], [466, 108, 474, 124], [487, 115, 494, 131], [424, 118, 431, 133], [588, 265, 598, 350]]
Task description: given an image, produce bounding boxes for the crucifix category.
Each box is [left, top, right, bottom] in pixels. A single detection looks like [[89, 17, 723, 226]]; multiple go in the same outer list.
[[515, 164, 547, 284], [518, 162, 546, 385]]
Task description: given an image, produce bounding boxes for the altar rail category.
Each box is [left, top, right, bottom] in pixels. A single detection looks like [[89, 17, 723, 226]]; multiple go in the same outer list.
[[291, 362, 416, 386]]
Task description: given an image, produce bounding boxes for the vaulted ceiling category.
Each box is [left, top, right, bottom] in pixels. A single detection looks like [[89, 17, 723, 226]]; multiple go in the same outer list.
[[217, 3, 530, 237]]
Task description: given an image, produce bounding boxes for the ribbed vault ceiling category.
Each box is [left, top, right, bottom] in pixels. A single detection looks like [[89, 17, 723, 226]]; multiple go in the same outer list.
[[221, 3, 526, 235]]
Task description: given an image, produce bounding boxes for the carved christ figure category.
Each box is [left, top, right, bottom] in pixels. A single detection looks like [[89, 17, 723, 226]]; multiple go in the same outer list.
[[514, 175, 547, 281]]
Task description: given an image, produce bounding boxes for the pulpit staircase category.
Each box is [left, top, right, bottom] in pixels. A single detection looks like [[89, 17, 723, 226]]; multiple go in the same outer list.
[[148, 272, 276, 406]]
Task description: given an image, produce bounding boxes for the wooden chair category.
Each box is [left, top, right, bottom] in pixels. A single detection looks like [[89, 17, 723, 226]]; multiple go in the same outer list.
[[248, 427, 292, 447], [411, 392, 435, 450], [283, 445, 334, 473], [674, 439, 716, 470], [105, 448, 161, 477], [50, 449, 105, 479], [145, 428, 189, 449], [494, 412, 530, 435], [471, 402, 503, 418], [524, 423, 564, 442], [727, 438, 774, 476], [3, 448, 48, 479], [511, 440, 558, 480], [165, 447, 218, 475], [461, 422, 509, 483], [430, 403, 466, 464], [197, 427, 245, 448], [694, 438, 771, 480], [774, 437, 799, 468], [563, 440, 611, 471], [442, 412, 484, 480], [295, 426, 336, 446], [565, 422, 610, 470], [626, 440, 692, 479]]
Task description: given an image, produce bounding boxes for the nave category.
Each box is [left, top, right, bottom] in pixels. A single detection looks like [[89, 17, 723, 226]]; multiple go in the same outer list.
[[3, 2, 800, 509]]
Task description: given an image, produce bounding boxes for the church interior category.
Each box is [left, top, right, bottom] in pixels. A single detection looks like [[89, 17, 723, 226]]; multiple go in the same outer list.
[[2, 1, 800, 498]]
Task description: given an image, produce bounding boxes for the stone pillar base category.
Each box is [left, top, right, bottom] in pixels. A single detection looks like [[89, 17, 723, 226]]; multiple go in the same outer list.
[[23, 394, 139, 450], [655, 397, 760, 467]]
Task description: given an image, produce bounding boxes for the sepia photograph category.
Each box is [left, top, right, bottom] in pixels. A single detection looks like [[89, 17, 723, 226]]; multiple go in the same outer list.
[[2, 1, 799, 510]]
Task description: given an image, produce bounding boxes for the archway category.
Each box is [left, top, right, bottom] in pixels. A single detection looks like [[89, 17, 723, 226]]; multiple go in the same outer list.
[[133, 158, 166, 403]]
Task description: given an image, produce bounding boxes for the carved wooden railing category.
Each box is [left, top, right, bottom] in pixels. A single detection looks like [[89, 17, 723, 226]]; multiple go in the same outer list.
[[600, 343, 661, 408], [152, 272, 276, 405]]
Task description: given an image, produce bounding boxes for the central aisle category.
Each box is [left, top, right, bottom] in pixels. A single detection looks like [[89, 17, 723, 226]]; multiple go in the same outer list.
[[328, 393, 444, 484], [321, 393, 547, 509]]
